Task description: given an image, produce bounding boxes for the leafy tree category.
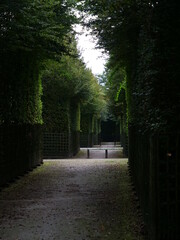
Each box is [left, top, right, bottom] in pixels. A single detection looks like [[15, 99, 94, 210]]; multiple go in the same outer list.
[[0, 0, 77, 55], [42, 50, 107, 132], [78, 2, 180, 237], [79, 0, 180, 133], [0, 0, 78, 124]]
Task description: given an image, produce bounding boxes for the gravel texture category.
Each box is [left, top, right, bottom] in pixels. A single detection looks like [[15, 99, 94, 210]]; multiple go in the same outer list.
[[0, 158, 145, 240]]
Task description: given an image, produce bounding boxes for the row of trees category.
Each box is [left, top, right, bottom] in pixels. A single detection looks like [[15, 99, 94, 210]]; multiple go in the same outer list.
[[0, 0, 77, 184], [0, 1, 107, 181], [42, 46, 107, 155], [0, 0, 77, 124], [80, 0, 180, 135], [0, 0, 106, 127], [42, 53, 106, 132], [79, 0, 180, 239]]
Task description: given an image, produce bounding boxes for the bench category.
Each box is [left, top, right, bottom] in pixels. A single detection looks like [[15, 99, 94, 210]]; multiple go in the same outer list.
[[86, 148, 121, 159]]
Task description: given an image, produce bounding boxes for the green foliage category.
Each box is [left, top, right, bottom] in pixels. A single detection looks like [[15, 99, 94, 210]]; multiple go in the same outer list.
[[0, 0, 79, 125], [0, 0, 77, 56], [42, 55, 95, 101], [78, 0, 139, 132], [81, 76, 107, 120], [80, 114, 90, 134], [101, 62, 128, 136], [0, 50, 42, 124], [80, 0, 180, 133], [80, 113, 100, 135], [70, 101, 81, 132], [79, 0, 139, 66], [42, 50, 107, 132]]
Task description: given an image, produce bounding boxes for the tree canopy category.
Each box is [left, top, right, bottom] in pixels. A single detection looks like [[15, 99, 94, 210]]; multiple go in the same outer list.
[[0, 0, 77, 56], [0, 0, 78, 124], [42, 47, 107, 131], [79, 0, 180, 133]]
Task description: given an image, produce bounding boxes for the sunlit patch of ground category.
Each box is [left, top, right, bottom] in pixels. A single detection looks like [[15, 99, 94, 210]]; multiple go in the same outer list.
[[0, 159, 145, 240], [74, 146, 124, 159]]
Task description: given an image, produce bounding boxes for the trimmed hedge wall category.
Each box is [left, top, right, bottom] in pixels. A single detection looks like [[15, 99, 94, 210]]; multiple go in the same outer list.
[[43, 100, 80, 158], [0, 124, 42, 187], [80, 114, 101, 147], [0, 51, 43, 188], [129, 127, 180, 240], [0, 51, 42, 125], [70, 131, 80, 156]]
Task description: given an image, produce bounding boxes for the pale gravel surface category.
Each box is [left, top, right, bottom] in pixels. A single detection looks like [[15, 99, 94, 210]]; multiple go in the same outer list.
[[0, 158, 145, 240]]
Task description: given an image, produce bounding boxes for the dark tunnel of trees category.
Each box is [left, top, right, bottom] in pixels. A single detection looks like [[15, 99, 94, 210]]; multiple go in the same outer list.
[[0, 1, 180, 239]]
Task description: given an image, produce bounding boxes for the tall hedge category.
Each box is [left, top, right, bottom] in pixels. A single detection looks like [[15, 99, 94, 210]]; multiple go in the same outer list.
[[80, 1, 180, 238], [0, 0, 77, 184], [0, 50, 42, 124]]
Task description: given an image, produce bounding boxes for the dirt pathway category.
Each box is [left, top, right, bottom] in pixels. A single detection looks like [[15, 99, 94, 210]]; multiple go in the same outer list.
[[0, 159, 145, 240]]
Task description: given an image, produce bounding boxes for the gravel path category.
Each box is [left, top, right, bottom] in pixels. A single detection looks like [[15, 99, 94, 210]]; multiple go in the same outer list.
[[0, 159, 145, 240]]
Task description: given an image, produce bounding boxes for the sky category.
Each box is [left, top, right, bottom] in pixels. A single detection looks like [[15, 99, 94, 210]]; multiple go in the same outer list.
[[75, 25, 108, 76]]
